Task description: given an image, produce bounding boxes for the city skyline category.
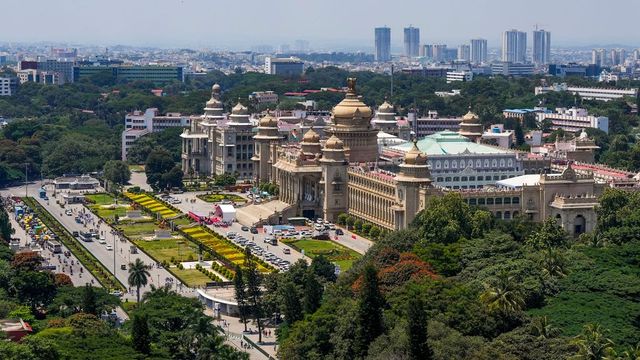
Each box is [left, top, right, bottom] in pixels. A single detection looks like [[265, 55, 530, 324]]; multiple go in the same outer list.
[[1, 0, 640, 50]]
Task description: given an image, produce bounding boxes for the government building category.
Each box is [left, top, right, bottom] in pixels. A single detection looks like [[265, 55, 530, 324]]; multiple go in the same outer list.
[[181, 78, 605, 236]]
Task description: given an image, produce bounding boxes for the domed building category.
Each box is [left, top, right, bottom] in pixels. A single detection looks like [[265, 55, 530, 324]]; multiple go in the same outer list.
[[371, 99, 411, 140], [458, 108, 483, 142], [181, 85, 258, 180], [327, 78, 379, 163]]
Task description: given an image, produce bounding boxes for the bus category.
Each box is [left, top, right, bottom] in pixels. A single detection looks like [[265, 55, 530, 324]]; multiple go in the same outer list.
[[287, 217, 308, 226], [47, 240, 62, 254]]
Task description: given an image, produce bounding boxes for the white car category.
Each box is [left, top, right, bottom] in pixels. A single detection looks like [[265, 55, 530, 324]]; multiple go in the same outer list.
[[106, 245, 113, 251], [98, 239, 107, 245]]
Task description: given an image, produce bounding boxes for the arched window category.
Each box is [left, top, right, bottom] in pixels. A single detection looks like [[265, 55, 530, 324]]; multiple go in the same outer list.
[[500, 159, 506, 167], [496, 211, 502, 219], [452, 161, 457, 169], [444, 161, 449, 169], [468, 160, 473, 168], [435, 161, 441, 169], [476, 160, 482, 168], [508, 159, 513, 167], [492, 159, 497, 167], [484, 159, 490, 168], [504, 211, 511, 220]]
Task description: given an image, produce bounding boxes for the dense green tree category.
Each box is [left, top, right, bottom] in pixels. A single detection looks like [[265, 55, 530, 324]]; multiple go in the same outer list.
[[302, 271, 323, 314], [479, 271, 525, 317], [310, 255, 337, 283], [0, 210, 14, 242], [48, 285, 119, 317], [9, 270, 56, 311], [571, 323, 615, 360], [281, 281, 303, 324], [233, 265, 249, 332], [81, 284, 98, 315], [407, 296, 432, 360], [131, 314, 152, 355], [145, 148, 176, 191], [103, 160, 131, 187], [526, 217, 568, 250], [128, 258, 151, 303], [355, 265, 384, 357], [245, 255, 265, 343]]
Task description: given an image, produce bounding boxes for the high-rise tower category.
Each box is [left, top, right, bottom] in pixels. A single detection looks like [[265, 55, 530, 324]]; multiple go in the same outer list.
[[502, 29, 527, 63], [533, 29, 551, 65], [470, 39, 488, 64], [404, 26, 420, 57], [374, 27, 391, 62]]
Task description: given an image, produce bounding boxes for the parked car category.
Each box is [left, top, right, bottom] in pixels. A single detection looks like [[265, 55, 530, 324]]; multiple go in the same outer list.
[[283, 248, 291, 255], [106, 245, 113, 251], [241, 226, 249, 231], [250, 227, 258, 234], [335, 229, 344, 235], [98, 239, 107, 245]]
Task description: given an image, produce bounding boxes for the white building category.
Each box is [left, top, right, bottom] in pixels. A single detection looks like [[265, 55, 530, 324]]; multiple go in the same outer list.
[[536, 107, 609, 134], [502, 29, 527, 63], [0, 77, 17, 96], [457, 45, 470, 62], [446, 71, 473, 83], [249, 91, 278, 104], [121, 108, 191, 161], [534, 83, 639, 102], [470, 39, 488, 64], [482, 124, 514, 148]]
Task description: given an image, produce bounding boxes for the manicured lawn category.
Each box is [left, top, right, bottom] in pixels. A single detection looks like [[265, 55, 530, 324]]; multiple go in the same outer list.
[[116, 221, 159, 238], [132, 238, 199, 263], [86, 193, 118, 205], [93, 206, 131, 220], [173, 217, 193, 226], [283, 239, 362, 271], [169, 268, 211, 287], [197, 193, 246, 203]]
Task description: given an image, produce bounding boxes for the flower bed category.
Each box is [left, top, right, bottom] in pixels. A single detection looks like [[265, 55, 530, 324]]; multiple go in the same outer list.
[[124, 192, 180, 219], [22, 197, 125, 291], [180, 226, 273, 273], [196, 193, 246, 203]]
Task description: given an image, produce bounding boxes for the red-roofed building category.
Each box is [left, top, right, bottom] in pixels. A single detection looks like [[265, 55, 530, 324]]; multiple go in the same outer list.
[[0, 319, 33, 341]]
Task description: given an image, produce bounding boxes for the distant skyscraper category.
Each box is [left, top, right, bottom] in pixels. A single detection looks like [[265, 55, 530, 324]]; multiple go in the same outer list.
[[404, 26, 420, 57], [423, 44, 447, 62], [610, 48, 626, 66], [470, 39, 488, 64], [532, 29, 551, 64], [374, 27, 391, 62], [592, 49, 606, 66], [457, 45, 470, 62], [502, 29, 527, 63], [633, 49, 640, 62]]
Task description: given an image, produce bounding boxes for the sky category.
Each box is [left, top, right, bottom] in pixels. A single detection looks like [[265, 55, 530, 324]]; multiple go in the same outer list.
[[2, 0, 639, 50]]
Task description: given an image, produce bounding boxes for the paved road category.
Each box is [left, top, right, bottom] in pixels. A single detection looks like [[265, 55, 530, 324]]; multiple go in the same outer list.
[[2, 184, 192, 301]]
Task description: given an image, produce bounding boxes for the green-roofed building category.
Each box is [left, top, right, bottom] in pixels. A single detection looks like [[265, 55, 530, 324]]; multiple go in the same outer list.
[[391, 131, 524, 189]]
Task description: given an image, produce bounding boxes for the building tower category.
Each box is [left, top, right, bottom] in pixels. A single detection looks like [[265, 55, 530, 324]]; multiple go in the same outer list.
[[374, 27, 391, 62], [394, 140, 431, 230], [533, 29, 551, 65], [404, 26, 420, 57], [458, 108, 483, 142], [502, 29, 527, 63], [327, 78, 379, 163], [252, 112, 282, 184], [320, 135, 348, 222], [592, 48, 606, 66], [470, 39, 488, 64], [457, 44, 471, 62]]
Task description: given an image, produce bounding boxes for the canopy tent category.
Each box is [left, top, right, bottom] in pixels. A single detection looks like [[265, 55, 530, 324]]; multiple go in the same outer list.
[[214, 204, 236, 223]]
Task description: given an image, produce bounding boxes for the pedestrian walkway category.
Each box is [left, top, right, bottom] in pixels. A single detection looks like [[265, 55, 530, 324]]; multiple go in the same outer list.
[[205, 309, 278, 360]]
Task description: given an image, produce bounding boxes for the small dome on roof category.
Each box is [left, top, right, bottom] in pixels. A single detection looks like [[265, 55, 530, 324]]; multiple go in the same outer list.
[[212, 83, 221, 93], [378, 100, 394, 113], [232, 100, 248, 115], [404, 139, 427, 165], [462, 108, 479, 123], [324, 135, 344, 150], [302, 128, 320, 143], [259, 112, 278, 127]]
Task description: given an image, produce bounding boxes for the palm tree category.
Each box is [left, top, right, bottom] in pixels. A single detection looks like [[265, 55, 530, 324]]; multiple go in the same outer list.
[[571, 323, 615, 360], [619, 343, 640, 360], [530, 316, 560, 339], [128, 258, 151, 303], [541, 249, 568, 279], [480, 271, 525, 316]]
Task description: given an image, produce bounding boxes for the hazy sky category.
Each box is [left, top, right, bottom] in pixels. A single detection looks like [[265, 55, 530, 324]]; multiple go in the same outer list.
[[3, 0, 639, 50]]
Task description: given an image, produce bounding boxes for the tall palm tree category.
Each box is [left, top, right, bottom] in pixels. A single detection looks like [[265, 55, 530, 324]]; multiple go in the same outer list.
[[128, 258, 151, 303], [571, 323, 615, 360], [530, 316, 560, 339], [480, 271, 525, 317]]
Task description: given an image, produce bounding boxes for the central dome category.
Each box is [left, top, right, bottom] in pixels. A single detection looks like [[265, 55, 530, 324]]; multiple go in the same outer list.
[[462, 109, 480, 124], [324, 135, 344, 150], [232, 100, 248, 115], [332, 78, 372, 120], [302, 128, 320, 143]]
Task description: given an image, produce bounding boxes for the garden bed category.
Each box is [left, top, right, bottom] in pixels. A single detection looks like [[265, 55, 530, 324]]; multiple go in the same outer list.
[[196, 193, 246, 203], [123, 192, 180, 219]]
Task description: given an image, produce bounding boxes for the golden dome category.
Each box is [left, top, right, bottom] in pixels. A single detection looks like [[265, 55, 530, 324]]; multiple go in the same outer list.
[[404, 140, 427, 165], [332, 78, 373, 119], [324, 135, 344, 150], [232, 100, 248, 115], [259, 112, 278, 128], [206, 97, 223, 108], [462, 108, 479, 123], [212, 83, 221, 94], [378, 100, 394, 113], [302, 128, 320, 143]]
